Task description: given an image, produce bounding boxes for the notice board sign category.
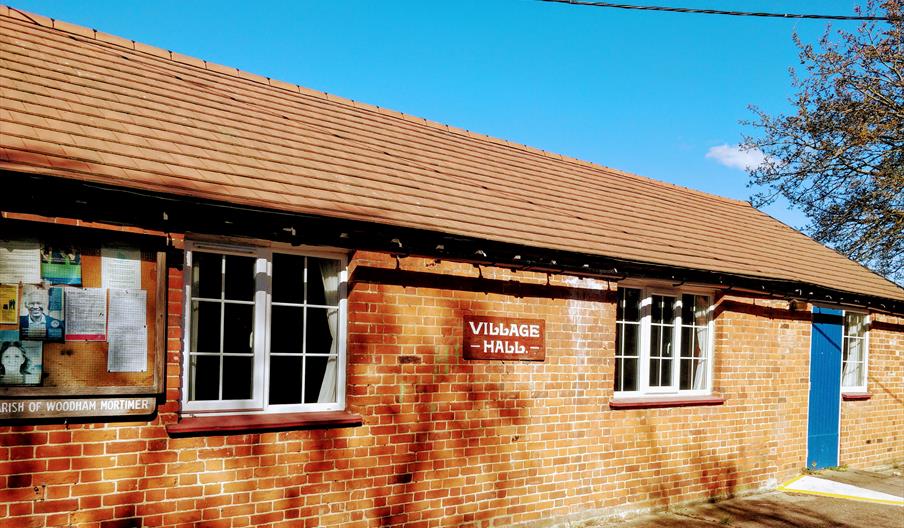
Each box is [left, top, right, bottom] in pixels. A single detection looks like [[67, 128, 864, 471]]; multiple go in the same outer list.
[[463, 315, 545, 361], [0, 396, 155, 420]]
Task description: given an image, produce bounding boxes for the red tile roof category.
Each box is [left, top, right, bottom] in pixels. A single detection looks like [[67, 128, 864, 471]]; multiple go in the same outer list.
[[1, 6, 901, 303]]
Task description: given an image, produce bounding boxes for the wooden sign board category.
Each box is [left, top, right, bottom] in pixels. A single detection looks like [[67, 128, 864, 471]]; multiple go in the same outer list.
[[463, 315, 545, 361], [0, 396, 156, 419]]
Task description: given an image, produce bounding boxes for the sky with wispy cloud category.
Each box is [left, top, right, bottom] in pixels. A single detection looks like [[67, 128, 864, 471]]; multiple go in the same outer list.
[[11, 0, 859, 230], [706, 145, 767, 171]]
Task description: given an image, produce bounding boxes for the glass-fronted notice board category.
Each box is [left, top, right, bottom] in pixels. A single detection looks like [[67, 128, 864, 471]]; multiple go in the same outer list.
[[0, 220, 166, 420]]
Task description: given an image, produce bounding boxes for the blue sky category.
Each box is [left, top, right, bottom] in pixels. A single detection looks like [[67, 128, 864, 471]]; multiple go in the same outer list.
[[10, 1, 871, 229]]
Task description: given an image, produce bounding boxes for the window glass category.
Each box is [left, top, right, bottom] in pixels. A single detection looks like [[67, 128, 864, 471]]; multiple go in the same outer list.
[[614, 288, 712, 396], [192, 252, 222, 299], [308, 257, 338, 307], [222, 356, 253, 400], [184, 244, 347, 412], [269, 355, 303, 405], [223, 304, 254, 355], [649, 295, 676, 388], [615, 288, 641, 392], [304, 355, 331, 404], [270, 306, 304, 353], [191, 301, 220, 353], [272, 253, 305, 304], [224, 254, 255, 301], [191, 355, 220, 401], [842, 312, 867, 389]]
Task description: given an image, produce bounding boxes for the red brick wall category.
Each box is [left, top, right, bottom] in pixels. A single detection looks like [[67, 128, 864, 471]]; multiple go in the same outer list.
[[1, 250, 902, 528], [839, 313, 904, 468]]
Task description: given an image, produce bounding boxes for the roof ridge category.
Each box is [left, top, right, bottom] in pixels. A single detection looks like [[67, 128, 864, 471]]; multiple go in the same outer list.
[[0, 4, 751, 210]]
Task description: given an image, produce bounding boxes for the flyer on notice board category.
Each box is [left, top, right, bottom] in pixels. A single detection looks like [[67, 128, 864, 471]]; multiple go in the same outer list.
[[0, 240, 41, 284], [64, 288, 107, 341], [101, 247, 142, 290], [107, 289, 147, 372]]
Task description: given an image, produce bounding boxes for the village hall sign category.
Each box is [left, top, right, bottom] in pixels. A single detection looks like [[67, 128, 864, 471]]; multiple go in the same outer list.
[[462, 315, 545, 361]]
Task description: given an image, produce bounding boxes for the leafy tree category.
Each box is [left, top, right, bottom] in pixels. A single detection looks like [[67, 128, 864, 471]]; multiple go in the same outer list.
[[743, 1, 903, 284]]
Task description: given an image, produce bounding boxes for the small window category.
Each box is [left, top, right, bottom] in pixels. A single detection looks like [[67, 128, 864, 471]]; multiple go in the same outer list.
[[841, 312, 868, 392], [614, 286, 713, 397], [181, 242, 347, 414]]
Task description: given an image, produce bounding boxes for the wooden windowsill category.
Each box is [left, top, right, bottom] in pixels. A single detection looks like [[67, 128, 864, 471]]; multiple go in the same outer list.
[[609, 395, 725, 410], [842, 392, 871, 401], [166, 411, 363, 436]]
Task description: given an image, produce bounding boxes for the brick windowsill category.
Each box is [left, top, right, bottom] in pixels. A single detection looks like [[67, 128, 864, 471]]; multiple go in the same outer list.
[[609, 395, 725, 410], [842, 393, 872, 401], [166, 411, 363, 436]]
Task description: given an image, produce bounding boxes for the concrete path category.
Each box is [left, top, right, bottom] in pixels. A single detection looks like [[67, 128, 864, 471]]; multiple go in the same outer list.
[[779, 472, 903, 505], [588, 467, 903, 528]]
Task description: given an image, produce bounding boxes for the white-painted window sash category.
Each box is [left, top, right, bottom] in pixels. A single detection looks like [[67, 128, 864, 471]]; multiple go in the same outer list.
[[841, 311, 869, 393], [614, 287, 714, 399], [181, 241, 348, 415]]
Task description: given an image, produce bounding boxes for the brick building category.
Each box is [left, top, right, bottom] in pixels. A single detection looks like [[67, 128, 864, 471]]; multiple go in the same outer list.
[[0, 6, 901, 528]]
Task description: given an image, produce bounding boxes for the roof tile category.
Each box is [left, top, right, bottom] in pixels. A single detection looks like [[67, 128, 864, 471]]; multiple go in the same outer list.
[[94, 30, 133, 49], [1, 7, 901, 304], [51, 19, 94, 39]]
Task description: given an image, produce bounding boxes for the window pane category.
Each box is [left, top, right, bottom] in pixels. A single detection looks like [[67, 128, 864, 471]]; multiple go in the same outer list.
[[693, 296, 708, 326], [222, 355, 253, 400], [842, 361, 863, 388], [615, 322, 640, 392], [650, 324, 674, 359], [681, 294, 694, 323], [308, 257, 341, 307], [652, 295, 676, 325], [680, 358, 706, 390], [618, 288, 641, 322], [270, 306, 304, 353], [681, 326, 706, 358], [223, 303, 254, 354], [191, 301, 220, 353], [661, 323, 674, 358], [306, 308, 336, 355], [844, 336, 863, 363], [617, 323, 639, 357], [272, 253, 305, 304], [660, 359, 672, 386], [304, 355, 335, 404], [845, 313, 866, 338], [269, 355, 303, 405], [623, 323, 639, 357], [622, 357, 637, 391], [649, 358, 660, 386], [191, 355, 220, 401], [223, 255, 255, 301], [192, 252, 222, 299]]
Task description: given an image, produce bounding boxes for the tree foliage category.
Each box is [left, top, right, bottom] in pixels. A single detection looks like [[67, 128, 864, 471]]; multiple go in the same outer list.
[[743, 1, 903, 284]]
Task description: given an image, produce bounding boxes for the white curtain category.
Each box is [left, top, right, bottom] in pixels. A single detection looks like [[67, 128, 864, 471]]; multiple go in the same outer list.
[[317, 259, 340, 403], [842, 338, 863, 387], [692, 326, 707, 389]]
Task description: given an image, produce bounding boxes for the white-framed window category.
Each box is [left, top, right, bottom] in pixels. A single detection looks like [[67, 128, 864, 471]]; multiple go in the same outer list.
[[841, 311, 869, 392], [180, 241, 347, 415], [614, 286, 714, 397]]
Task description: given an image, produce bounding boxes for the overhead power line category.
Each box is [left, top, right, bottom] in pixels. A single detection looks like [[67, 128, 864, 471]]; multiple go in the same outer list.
[[539, 0, 900, 21]]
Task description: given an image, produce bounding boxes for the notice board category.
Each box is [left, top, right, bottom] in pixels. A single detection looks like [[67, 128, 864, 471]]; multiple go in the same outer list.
[[0, 221, 165, 419]]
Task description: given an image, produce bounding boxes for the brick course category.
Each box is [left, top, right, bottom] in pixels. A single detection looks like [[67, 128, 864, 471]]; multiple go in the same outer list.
[[1, 250, 901, 527]]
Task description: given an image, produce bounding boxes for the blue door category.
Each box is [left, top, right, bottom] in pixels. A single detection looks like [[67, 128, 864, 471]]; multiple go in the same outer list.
[[807, 307, 843, 469]]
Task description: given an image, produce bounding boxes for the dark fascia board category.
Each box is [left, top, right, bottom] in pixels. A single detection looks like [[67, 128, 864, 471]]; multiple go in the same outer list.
[[3, 170, 902, 315]]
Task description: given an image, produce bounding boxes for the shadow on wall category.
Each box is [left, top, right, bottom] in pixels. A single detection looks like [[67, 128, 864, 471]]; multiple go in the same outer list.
[[349, 264, 610, 526], [636, 417, 738, 510]]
